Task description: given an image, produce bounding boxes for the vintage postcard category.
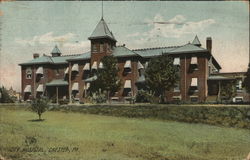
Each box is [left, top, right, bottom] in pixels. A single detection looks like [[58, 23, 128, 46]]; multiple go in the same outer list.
[[0, 1, 249, 160]]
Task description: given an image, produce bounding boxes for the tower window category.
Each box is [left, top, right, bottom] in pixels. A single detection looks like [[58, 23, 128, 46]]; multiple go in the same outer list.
[[92, 44, 97, 53], [55, 68, 60, 75], [100, 43, 104, 53]]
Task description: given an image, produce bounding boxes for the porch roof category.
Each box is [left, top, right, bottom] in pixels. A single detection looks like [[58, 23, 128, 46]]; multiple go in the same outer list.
[[46, 79, 69, 86], [208, 75, 235, 81]]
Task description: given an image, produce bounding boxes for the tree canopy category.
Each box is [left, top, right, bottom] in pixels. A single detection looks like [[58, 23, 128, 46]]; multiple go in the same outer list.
[[90, 55, 121, 101], [145, 55, 179, 103], [220, 81, 236, 101], [31, 97, 49, 120], [0, 86, 14, 103]]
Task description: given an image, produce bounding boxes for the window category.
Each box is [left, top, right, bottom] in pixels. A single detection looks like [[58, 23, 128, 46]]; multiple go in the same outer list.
[[174, 82, 180, 92], [172, 96, 181, 102], [124, 60, 132, 74], [107, 44, 110, 52], [189, 78, 198, 93], [26, 68, 32, 79], [173, 57, 180, 65], [92, 44, 97, 53], [190, 96, 198, 102], [100, 43, 104, 53], [190, 56, 198, 71], [55, 68, 60, 75], [233, 97, 243, 103], [236, 80, 242, 91]]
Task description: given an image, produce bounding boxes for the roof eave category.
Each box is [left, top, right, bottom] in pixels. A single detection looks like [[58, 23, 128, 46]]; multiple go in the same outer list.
[[67, 57, 91, 61], [19, 62, 53, 66], [167, 50, 208, 55], [114, 54, 141, 58], [88, 36, 117, 42]]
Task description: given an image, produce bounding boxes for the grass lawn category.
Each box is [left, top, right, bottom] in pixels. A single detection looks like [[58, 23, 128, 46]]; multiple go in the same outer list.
[[0, 107, 249, 160]]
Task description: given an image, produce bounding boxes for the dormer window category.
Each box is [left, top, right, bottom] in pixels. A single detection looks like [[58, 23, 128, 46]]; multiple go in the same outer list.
[[26, 67, 32, 79]]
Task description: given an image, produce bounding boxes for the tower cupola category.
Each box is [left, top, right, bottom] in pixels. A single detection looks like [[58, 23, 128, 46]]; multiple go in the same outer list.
[[51, 45, 62, 57], [192, 35, 201, 47]]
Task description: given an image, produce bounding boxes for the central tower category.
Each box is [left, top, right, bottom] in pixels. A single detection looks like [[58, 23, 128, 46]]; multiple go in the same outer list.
[[88, 18, 117, 69]]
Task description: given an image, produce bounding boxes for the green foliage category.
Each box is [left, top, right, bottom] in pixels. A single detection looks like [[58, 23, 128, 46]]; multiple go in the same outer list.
[[31, 97, 49, 120], [90, 56, 121, 100], [0, 86, 14, 103], [145, 55, 179, 103], [135, 90, 154, 103], [220, 81, 236, 101], [90, 89, 107, 104], [59, 99, 69, 105], [243, 63, 250, 93]]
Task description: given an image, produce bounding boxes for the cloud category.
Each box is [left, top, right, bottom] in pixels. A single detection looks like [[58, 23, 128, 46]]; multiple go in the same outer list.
[[146, 14, 216, 38], [15, 32, 76, 46], [126, 32, 140, 37], [15, 32, 90, 54], [129, 14, 216, 40]]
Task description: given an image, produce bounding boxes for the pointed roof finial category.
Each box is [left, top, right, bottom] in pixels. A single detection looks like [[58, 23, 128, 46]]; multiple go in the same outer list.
[[101, 0, 104, 19], [88, 18, 116, 42], [192, 35, 201, 47]]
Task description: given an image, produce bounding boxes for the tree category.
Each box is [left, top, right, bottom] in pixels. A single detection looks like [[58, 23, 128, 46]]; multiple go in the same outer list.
[[31, 97, 49, 120], [0, 86, 14, 103], [220, 81, 236, 101], [243, 63, 250, 93], [90, 56, 121, 102], [145, 55, 179, 103]]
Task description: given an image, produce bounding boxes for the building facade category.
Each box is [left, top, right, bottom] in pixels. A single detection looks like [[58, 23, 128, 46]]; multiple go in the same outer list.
[[19, 17, 249, 103]]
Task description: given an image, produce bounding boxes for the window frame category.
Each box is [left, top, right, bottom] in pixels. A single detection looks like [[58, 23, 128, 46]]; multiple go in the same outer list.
[[26, 68, 32, 79]]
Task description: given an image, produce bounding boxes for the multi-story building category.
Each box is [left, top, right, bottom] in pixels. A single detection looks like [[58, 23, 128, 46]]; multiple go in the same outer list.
[[19, 17, 249, 103]]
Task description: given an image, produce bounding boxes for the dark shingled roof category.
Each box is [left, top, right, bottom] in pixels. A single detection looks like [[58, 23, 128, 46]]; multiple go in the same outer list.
[[88, 18, 116, 42]]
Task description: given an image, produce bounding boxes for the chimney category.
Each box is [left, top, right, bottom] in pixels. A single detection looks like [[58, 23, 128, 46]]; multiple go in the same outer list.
[[33, 53, 39, 59], [206, 37, 212, 53]]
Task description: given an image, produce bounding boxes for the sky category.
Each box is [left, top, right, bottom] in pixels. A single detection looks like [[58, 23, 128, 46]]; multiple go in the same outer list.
[[0, 1, 249, 92]]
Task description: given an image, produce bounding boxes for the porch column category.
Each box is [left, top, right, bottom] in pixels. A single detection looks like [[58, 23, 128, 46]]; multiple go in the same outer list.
[[56, 86, 59, 104], [217, 81, 221, 102], [69, 62, 72, 104]]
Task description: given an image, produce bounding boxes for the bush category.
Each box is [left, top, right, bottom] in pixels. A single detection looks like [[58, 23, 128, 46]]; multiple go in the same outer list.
[[31, 97, 49, 120], [91, 90, 107, 104], [59, 99, 69, 105], [135, 90, 154, 103], [0, 86, 14, 103]]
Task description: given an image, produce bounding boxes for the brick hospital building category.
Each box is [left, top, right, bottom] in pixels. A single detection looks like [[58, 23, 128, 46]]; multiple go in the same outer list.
[[19, 17, 249, 103]]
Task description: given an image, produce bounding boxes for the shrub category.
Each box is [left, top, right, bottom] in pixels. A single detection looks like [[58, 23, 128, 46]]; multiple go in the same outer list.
[[135, 90, 155, 103], [0, 86, 15, 103], [59, 99, 69, 105], [31, 97, 49, 120], [91, 90, 107, 104]]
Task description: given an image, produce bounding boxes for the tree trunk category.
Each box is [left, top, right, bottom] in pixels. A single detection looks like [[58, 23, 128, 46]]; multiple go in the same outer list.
[[160, 90, 165, 104], [107, 90, 111, 104], [38, 113, 41, 120]]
